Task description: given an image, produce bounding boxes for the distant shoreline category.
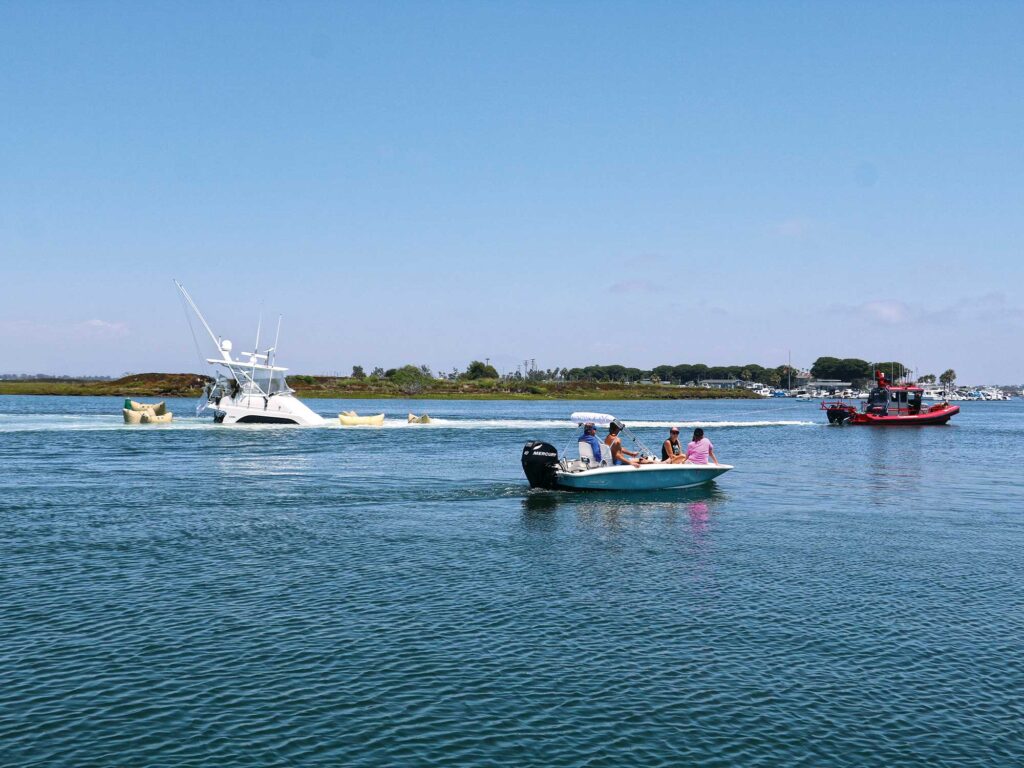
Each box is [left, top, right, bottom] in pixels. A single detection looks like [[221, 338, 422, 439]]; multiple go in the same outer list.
[[0, 374, 762, 401]]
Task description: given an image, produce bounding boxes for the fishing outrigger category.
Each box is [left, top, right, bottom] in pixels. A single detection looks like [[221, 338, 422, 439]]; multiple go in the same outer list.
[[522, 412, 732, 491], [822, 370, 959, 426]]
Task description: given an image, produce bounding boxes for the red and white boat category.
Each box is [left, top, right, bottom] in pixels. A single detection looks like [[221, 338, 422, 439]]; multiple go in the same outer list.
[[822, 371, 959, 426]]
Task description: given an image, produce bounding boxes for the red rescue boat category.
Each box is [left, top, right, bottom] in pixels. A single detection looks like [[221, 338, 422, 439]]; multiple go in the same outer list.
[[822, 370, 959, 426]]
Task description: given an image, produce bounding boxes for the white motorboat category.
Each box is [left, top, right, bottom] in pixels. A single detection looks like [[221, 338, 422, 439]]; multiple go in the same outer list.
[[175, 281, 325, 426], [521, 412, 732, 491]]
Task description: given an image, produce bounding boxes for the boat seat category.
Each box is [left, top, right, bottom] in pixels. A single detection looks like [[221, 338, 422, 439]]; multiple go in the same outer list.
[[578, 441, 613, 467], [578, 440, 596, 466]]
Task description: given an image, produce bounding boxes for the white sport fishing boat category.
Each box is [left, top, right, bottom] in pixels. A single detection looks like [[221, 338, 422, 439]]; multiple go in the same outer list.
[[175, 281, 325, 426], [521, 412, 732, 491]]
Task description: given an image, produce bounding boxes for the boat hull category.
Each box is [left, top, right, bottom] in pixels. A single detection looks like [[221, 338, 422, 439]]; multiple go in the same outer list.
[[555, 463, 732, 491], [206, 394, 325, 426], [847, 405, 959, 425]]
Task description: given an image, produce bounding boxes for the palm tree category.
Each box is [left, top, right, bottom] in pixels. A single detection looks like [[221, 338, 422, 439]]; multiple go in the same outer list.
[[939, 369, 957, 387]]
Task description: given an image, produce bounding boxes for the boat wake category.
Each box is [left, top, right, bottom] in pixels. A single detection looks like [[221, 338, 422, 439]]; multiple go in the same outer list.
[[382, 418, 816, 430], [0, 414, 816, 433]]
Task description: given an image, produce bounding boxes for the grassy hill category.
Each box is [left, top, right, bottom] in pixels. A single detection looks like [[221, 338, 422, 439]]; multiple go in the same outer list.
[[0, 373, 210, 397], [0, 374, 760, 400]]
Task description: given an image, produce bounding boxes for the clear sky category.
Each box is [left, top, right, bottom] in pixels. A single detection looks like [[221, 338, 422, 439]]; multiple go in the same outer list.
[[1, 1, 1021, 382]]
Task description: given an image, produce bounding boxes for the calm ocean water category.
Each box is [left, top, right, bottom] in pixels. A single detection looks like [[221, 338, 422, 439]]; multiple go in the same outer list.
[[2, 395, 1022, 766]]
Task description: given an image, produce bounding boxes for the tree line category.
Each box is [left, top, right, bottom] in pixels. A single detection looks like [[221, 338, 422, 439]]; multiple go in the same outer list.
[[341, 358, 956, 388], [810, 358, 957, 386]]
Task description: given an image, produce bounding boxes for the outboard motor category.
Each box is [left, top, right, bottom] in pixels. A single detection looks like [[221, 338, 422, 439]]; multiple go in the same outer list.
[[521, 441, 560, 489], [826, 406, 852, 425]]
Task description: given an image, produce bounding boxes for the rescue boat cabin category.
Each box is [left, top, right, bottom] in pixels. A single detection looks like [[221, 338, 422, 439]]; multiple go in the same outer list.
[[865, 370, 924, 416]]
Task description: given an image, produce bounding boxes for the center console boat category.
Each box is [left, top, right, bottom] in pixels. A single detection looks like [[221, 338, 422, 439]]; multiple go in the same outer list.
[[522, 412, 732, 491]]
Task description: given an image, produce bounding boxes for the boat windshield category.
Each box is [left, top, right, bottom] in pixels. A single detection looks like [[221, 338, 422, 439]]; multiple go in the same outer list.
[[217, 363, 291, 396]]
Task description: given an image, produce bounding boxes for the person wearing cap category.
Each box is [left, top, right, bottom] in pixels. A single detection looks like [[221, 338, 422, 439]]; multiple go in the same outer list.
[[579, 423, 605, 464], [661, 426, 686, 463], [604, 420, 642, 467]]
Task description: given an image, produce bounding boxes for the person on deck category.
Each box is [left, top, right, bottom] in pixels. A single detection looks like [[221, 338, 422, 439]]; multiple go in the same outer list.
[[579, 423, 605, 464], [682, 427, 719, 465], [661, 427, 686, 463], [605, 420, 643, 467]]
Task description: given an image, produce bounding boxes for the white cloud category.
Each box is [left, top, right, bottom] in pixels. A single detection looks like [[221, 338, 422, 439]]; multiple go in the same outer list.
[[81, 319, 129, 336], [773, 217, 813, 238], [830, 294, 1024, 327], [608, 279, 664, 295], [0, 318, 129, 341], [859, 299, 911, 325]]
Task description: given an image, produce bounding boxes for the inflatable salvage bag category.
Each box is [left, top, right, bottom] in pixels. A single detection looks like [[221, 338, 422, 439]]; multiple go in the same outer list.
[[122, 399, 173, 424]]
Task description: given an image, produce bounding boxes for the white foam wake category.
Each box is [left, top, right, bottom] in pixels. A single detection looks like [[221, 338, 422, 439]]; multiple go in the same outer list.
[[317, 417, 816, 430], [0, 413, 816, 433]]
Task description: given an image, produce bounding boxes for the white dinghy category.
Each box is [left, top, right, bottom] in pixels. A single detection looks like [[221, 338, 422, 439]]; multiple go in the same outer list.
[[175, 281, 325, 426], [522, 412, 732, 491]]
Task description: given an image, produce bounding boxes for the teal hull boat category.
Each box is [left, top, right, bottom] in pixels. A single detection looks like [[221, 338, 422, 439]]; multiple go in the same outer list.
[[554, 462, 732, 491], [522, 411, 733, 492]]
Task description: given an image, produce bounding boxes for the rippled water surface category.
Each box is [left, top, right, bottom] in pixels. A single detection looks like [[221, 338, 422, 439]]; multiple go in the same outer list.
[[2, 396, 1022, 766]]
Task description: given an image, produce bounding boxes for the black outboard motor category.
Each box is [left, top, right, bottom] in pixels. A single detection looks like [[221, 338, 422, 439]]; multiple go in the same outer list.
[[826, 407, 852, 425], [521, 441, 560, 489]]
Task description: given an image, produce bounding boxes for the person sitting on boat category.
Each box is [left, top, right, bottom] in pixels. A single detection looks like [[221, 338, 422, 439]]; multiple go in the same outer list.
[[682, 428, 719, 466], [579, 423, 605, 465], [662, 427, 686, 464], [605, 420, 643, 467]]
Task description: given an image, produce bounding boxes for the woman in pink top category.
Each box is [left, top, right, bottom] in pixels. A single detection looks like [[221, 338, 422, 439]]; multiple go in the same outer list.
[[683, 428, 719, 465]]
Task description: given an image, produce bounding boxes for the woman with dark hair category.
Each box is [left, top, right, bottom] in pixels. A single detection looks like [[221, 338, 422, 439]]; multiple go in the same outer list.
[[661, 427, 686, 464], [683, 427, 719, 465]]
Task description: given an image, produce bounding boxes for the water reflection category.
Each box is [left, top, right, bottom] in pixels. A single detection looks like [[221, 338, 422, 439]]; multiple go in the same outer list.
[[521, 484, 727, 512], [520, 485, 728, 539], [688, 501, 710, 536], [864, 427, 925, 503]]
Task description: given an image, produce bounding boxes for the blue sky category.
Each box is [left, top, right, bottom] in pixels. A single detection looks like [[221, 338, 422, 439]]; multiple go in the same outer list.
[[1, 1, 1021, 382]]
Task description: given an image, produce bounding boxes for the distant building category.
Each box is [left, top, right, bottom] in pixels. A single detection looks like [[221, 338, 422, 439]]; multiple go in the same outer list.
[[807, 379, 852, 393], [700, 378, 746, 389]]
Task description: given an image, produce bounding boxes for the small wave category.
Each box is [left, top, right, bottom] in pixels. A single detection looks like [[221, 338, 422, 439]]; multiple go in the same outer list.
[[0, 414, 816, 433], [363, 418, 815, 429]]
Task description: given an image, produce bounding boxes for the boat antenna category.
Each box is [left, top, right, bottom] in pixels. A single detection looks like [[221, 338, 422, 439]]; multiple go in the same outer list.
[[250, 310, 262, 395], [268, 315, 282, 391], [270, 315, 282, 368]]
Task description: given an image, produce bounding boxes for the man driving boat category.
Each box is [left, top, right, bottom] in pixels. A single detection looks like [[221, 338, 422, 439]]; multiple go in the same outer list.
[[579, 423, 605, 463]]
